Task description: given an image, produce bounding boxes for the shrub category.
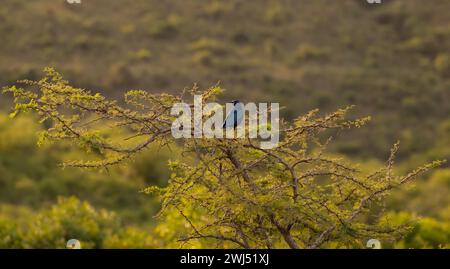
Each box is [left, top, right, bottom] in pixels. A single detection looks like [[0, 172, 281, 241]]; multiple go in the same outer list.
[[434, 54, 450, 78], [294, 44, 330, 63], [149, 15, 181, 39], [2, 68, 444, 249], [0, 197, 157, 249]]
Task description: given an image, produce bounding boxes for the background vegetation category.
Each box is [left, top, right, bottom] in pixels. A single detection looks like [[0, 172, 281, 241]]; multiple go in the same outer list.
[[0, 0, 449, 248]]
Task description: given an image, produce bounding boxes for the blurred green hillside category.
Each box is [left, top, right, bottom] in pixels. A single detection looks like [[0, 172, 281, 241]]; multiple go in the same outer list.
[[0, 0, 449, 248], [1, 0, 449, 158]]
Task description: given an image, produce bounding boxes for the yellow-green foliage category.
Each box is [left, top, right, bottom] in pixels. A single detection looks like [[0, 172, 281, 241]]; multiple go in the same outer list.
[[381, 212, 450, 249], [0, 112, 174, 224], [2, 69, 445, 249], [0, 197, 157, 249]]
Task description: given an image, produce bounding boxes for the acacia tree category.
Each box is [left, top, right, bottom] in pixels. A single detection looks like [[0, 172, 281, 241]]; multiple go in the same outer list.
[[3, 68, 444, 249]]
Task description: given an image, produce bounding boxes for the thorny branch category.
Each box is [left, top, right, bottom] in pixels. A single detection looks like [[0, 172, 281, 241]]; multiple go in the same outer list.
[[3, 68, 445, 249]]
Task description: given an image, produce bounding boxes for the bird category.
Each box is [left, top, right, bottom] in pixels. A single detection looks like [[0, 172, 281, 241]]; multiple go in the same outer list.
[[222, 100, 244, 129]]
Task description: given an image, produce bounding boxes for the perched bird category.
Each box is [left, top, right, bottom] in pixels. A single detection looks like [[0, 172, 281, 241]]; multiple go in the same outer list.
[[223, 100, 244, 129]]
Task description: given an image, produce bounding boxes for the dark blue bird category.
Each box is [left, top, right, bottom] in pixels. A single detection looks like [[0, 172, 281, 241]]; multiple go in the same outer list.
[[223, 100, 244, 129]]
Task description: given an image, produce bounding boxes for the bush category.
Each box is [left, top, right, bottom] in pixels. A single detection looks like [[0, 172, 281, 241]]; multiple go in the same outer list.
[[265, 2, 291, 25], [0, 197, 157, 249], [3, 69, 443, 249], [148, 15, 181, 39], [294, 44, 330, 63], [434, 54, 450, 78], [383, 212, 450, 249]]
